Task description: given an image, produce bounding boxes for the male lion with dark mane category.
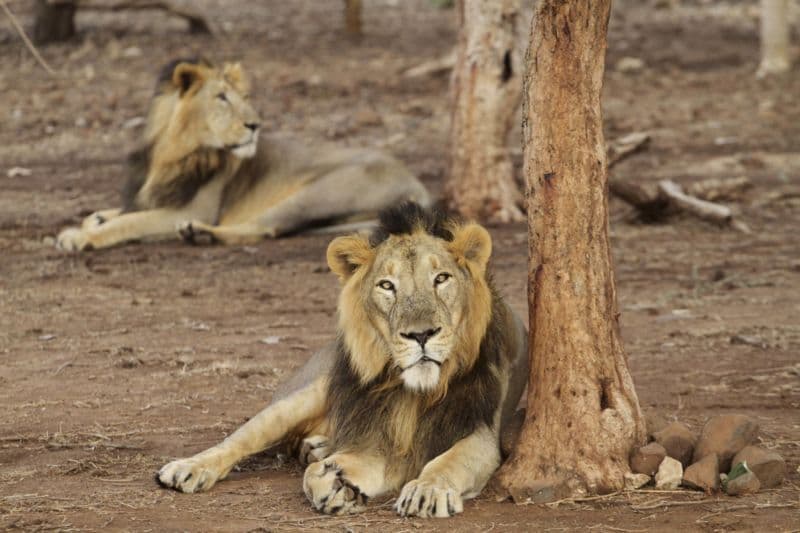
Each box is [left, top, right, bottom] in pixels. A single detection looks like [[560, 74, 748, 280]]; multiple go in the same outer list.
[[56, 59, 429, 251], [157, 203, 529, 518]]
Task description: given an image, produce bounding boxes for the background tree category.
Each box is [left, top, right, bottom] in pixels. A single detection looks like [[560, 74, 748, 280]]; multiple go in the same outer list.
[[445, 0, 524, 224], [496, 0, 646, 501], [33, 0, 76, 44], [758, 0, 790, 77]]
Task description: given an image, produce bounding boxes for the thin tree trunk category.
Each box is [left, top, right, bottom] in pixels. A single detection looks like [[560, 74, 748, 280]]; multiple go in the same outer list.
[[343, 0, 362, 39], [496, 0, 645, 501], [445, 0, 524, 224], [757, 0, 790, 77], [33, 0, 77, 44]]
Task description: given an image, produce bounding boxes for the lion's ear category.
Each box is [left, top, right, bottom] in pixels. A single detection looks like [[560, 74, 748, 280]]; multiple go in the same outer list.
[[450, 223, 492, 275], [223, 62, 250, 94], [327, 234, 374, 281], [172, 62, 206, 96]]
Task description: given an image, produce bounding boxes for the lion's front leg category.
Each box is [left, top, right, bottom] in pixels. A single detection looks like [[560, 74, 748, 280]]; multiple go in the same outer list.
[[303, 453, 389, 515], [57, 208, 194, 251], [81, 208, 122, 231], [157, 376, 328, 493], [396, 426, 500, 518]]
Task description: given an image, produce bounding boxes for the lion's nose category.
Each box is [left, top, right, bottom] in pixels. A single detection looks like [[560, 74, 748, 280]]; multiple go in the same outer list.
[[400, 327, 441, 348], [245, 122, 260, 132]]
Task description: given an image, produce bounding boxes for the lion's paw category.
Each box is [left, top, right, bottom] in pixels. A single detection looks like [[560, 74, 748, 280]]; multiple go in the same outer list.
[[396, 478, 463, 518], [156, 457, 222, 494], [299, 435, 331, 466], [303, 460, 368, 515], [56, 227, 91, 252], [177, 221, 216, 246]]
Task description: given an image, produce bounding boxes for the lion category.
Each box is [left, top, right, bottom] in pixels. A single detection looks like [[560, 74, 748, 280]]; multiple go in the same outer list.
[[156, 203, 529, 518], [56, 59, 430, 251]]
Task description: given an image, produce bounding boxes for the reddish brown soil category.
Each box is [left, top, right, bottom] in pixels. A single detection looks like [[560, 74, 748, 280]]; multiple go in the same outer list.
[[1, 1, 798, 531]]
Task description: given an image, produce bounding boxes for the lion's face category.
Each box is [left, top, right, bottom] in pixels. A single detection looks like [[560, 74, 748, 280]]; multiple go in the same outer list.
[[160, 61, 262, 159], [364, 233, 467, 391], [328, 221, 493, 394]]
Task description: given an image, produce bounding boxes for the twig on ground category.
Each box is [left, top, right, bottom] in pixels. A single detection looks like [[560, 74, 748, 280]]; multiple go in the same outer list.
[[54, 361, 74, 375], [543, 491, 624, 508], [0, 0, 56, 75]]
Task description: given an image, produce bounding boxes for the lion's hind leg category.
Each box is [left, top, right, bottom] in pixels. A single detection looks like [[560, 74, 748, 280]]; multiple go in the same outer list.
[[177, 220, 273, 246], [300, 435, 331, 466], [157, 376, 328, 493]]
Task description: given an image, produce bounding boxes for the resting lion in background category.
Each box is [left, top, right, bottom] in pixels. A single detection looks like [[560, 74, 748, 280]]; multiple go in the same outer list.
[[56, 59, 430, 251], [157, 203, 529, 518]]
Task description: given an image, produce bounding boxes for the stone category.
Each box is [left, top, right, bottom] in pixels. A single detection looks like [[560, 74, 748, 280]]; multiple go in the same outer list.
[[616, 56, 645, 73], [683, 453, 719, 493], [353, 108, 383, 128], [655, 456, 683, 489], [732, 446, 786, 488], [644, 411, 669, 439], [630, 442, 667, 476], [725, 471, 761, 496], [624, 472, 651, 491], [654, 421, 697, 466], [693, 414, 759, 472]]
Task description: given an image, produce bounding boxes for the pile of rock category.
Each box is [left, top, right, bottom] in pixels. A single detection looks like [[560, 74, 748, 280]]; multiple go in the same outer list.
[[628, 414, 786, 495]]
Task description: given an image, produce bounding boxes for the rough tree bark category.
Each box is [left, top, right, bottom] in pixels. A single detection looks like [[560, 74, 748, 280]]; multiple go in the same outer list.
[[757, 0, 790, 77], [33, 0, 77, 44], [445, 0, 525, 224], [496, 0, 646, 501]]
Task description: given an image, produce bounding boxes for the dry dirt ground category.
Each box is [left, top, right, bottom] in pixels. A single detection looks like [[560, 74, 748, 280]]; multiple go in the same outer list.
[[1, 0, 799, 531]]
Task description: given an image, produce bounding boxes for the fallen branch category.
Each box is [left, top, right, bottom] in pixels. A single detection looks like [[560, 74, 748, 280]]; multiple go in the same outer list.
[[658, 180, 732, 225], [687, 176, 752, 201], [605, 132, 749, 231], [78, 0, 213, 34], [0, 0, 57, 75], [608, 131, 651, 168], [402, 48, 456, 78]]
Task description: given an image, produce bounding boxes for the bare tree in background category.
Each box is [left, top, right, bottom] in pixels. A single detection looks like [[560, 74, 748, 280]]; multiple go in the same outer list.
[[496, 0, 646, 501], [33, 0, 76, 44], [758, 0, 790, 77], [343, 0, 362, 38], [445, 0, 524, 224]]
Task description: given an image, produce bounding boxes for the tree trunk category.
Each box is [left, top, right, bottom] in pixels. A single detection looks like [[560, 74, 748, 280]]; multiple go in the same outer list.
[[343, 0, 362, 40], [33, 0, 77, 45], [757, 0, 790, 77], [496, 0, 646, 501], [445, 0, 524, 224]]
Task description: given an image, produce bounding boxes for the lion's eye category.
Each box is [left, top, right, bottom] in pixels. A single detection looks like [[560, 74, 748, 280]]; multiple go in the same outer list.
[[377, 280, 395, 292], [217, 92, 229, 103], [434, 273, 451, 286]]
